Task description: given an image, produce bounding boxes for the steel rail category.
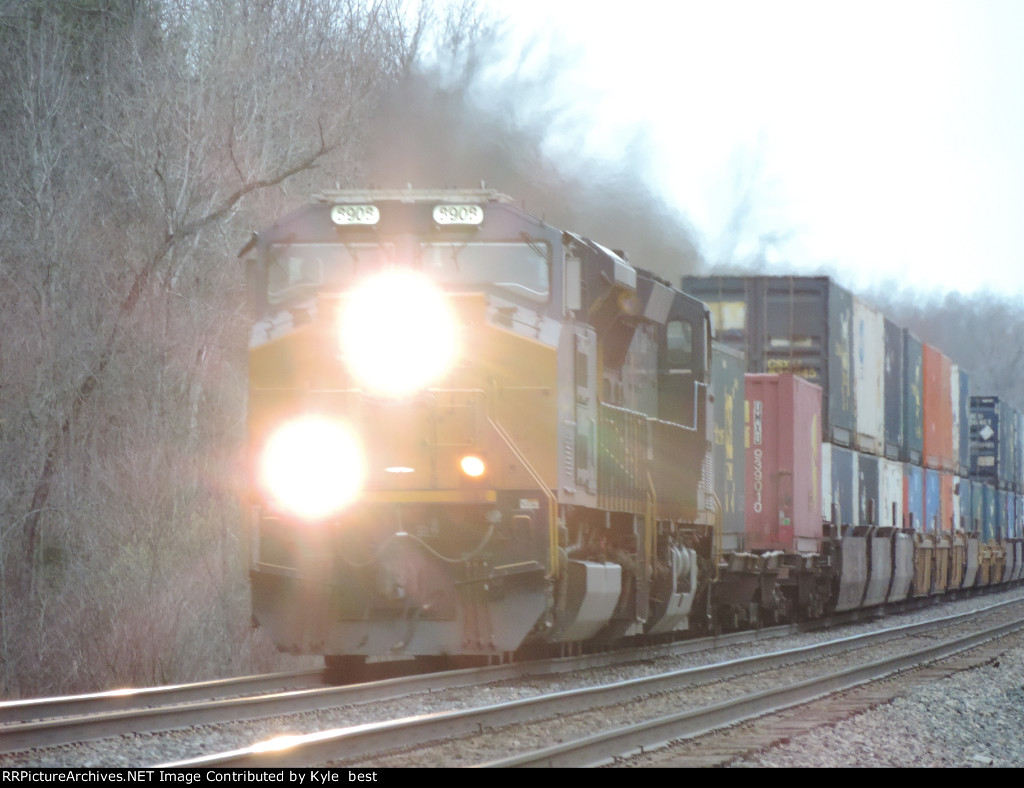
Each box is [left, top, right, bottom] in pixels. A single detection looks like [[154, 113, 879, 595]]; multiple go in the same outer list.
[[155, 598, 1024, 768], [0, 622, 807, 754], [478, 616, 1024, 767]]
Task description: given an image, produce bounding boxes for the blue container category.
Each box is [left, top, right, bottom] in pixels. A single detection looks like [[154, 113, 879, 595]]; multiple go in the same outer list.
[[970, 480, 984, 535], [924, 468, 941, 534], [971, 396, 1016, 490], [982, 483, 999, 541], [1016, 410, 1024, 493], [904, 463, 924, 531]]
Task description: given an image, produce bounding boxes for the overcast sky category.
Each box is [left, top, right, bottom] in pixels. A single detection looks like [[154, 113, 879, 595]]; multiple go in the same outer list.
[[494, 0, 1024, 299]]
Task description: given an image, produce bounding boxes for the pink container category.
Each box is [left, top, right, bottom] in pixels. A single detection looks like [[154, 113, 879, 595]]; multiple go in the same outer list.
[[745, 373, 824, 553]]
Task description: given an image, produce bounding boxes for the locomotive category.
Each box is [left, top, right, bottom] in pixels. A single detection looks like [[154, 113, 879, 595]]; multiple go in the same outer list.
[[240, 189, 1022, 673]]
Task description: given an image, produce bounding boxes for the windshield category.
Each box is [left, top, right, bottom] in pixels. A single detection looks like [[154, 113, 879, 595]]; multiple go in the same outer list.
[[266, 240, 550, 305], [267, 243, 394, 305], [419, 242, 549, 302]]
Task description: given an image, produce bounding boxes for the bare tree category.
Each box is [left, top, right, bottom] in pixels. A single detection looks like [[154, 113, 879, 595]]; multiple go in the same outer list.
[[0, 0, 454, 696]]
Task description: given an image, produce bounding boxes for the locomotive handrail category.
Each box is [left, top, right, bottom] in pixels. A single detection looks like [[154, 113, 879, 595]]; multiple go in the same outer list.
[[485, 414, 560, 580]]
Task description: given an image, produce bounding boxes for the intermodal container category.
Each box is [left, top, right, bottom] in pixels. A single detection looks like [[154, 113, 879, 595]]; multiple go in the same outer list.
[[940, 472, 955, 533], [682, 275, 855, 448], [922, 344, 954, 471], [711, 342, 746, 550], [902, 330, 924, 464], [996, 488, 1011, 540], [857, 452, 880, 526], [970, 396, 1016, 489], [951, 364, 961, 479], [1016, 408, 1024, 492], [982, 483, 999, 541], [880, 457, 904, 529], [830, 445, 858, 527], [744, 373, 823, 552], [883, 319, 904, 461], [853, 297, 885, 456], [924, 468, 941, 533], [970, 479, 985, 536], [957, 367, 971, 476], [903, 463, 924, 531], [957, 477, 972, 532]]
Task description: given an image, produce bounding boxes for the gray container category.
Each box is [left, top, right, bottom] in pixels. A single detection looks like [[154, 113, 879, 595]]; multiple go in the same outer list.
[[883, 319, 904, 461], [711, 341, 746, 550], [858, 451, 880, 526], [958, 367, 971, 477], [829, 445, 858, 527], [853, 297, 885, 456], [683, 275, 855, 448], [1016, 409, 1024, 493]]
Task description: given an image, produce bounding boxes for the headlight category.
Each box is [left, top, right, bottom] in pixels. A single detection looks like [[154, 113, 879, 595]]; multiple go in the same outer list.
[[258, 416, 365, 521], [459, 454, 486, 478], [338, 268, 459, 397]]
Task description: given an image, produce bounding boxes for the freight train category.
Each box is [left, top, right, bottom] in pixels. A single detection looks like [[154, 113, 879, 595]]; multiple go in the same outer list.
[[240, 188, 1023, 673]]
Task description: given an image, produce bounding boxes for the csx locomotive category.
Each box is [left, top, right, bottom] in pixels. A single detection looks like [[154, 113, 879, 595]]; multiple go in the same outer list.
[[241, 189, 1022, 672]]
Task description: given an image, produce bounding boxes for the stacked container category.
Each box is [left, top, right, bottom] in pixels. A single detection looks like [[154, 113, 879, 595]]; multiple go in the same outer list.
[[744, 373, 823, 552], [711, 342, 747, 551], [883, 319, 904, 461], [853, 297, 885, 456], [970, 396, 1016, 489], [922, 344, 954, 472], [683, 276, 855, 449], [957, 367, 971, 476], [685, 274, 1021, 576], [902, 330, 925, 465]]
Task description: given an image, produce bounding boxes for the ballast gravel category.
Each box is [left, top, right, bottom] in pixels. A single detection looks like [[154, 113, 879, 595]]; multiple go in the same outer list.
[[3, 588, 1024, 768], [731, 633, 1024, 768]]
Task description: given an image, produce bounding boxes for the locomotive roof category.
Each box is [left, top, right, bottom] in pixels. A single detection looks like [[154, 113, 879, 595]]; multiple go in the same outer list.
[[311, 188, 517, 205]]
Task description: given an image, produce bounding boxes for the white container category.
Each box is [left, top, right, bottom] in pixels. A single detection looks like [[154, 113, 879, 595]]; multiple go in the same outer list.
[[853, 297, 885, 456]]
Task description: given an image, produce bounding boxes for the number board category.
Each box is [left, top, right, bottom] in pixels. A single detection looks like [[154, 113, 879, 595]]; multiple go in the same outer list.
[[433, 204, 484, 225], [331, 204, 380, 225]]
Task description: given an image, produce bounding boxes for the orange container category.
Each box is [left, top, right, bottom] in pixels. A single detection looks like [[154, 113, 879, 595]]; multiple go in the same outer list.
[[922, 343, 954, 471]]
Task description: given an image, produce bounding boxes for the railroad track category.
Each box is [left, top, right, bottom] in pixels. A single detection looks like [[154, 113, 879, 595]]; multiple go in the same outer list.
[[0, 623, 801, 762], [157, 598, 1024, 768], [608, 640, 1017, 768], [4, 592, 1023, 767]]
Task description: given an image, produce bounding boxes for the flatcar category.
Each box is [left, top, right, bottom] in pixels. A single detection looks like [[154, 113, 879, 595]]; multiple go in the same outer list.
[[240, 190, 1023, 673]]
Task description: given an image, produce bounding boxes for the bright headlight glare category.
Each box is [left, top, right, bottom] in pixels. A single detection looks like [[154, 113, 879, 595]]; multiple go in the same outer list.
[[258, 416, 365, 521], [338, 269, 459, 397], [460, 455, 486, 478]]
